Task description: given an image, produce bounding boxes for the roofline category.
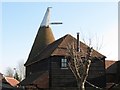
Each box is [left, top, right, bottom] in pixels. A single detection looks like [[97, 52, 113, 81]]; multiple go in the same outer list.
[[25, 34, 106, 66]]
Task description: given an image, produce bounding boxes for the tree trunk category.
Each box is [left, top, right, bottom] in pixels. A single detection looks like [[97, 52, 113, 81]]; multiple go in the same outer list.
[[80, 82, 85, 90], [77, 80, 85, 90]]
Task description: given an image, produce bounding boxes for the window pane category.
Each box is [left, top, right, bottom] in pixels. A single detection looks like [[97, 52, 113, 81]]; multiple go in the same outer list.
[[62, 59, 67, 62], [61, 58, 67, 68]]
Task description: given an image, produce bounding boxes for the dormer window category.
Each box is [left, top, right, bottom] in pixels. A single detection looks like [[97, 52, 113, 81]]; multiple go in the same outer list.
[[61, 58, 68, 69]]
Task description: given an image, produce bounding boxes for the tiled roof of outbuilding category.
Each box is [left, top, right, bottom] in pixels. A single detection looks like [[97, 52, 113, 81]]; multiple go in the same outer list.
[[20, 71, 49, 88], [105, 60, 117, 73], [5, 77, 19, 87]]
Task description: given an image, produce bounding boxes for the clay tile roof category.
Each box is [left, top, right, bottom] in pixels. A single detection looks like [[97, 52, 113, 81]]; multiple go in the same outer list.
[[51, 34, 105, 58], [5, 77, 19, 87], [105, 60, 117, 73], [25, 34, 105, 66], [1, 79, 13, 89], [20, 71, 49, 88]]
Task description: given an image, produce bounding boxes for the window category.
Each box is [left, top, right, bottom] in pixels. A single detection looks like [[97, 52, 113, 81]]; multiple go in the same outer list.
[[61, 58, 68, 69]]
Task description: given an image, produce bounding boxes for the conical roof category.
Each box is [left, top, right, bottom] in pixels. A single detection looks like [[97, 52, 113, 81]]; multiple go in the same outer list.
[[25, 7, 55, 66]]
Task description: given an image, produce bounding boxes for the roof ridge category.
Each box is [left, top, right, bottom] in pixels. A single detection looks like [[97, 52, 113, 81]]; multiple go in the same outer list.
[[80, 41, 106, 58], [25, 34, 106, 66]]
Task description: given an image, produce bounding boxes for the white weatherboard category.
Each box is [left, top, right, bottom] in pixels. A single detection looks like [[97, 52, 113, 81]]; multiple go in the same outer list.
[[41, 7, 51, 27]]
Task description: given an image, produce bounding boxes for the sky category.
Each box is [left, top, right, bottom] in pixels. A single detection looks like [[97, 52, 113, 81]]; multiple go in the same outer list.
[[1, 1, 118, 74]]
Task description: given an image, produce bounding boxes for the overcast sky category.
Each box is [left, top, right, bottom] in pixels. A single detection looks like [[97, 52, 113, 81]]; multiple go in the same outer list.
[[1, 1, 118, 74]]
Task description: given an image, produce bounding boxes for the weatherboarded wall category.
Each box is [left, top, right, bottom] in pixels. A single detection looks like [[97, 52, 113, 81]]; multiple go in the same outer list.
[[49, 56, 106, 89], [26, 59, 49, 77], [49, 56, 77, 88]]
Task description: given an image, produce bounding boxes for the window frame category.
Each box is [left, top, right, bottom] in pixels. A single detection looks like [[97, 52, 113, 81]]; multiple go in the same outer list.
[[61, 58, 68, 69]]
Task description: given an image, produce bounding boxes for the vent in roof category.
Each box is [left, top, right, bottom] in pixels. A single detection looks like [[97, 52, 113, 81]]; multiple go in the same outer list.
[[41, 7, 52, 27]]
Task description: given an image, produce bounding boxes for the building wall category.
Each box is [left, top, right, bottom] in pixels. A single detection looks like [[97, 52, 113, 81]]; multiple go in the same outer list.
[[87, 58, 106, 87], [25, 55, 106, 89], [49, 56, 106, 89], [106, 73, 117, 83], [117, 61, 120, 83], [105, 61, 120, 83], [26, 59, 49, 77], [49, 56, 76, 88]]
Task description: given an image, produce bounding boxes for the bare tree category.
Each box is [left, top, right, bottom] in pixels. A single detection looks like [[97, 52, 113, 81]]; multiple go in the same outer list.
[[14, 71, 20, 81], [17, 60, 25, 81], [5, 60, 25, 81], [80, 31, 103, 51], [5, 67, 14, 77], [67, 43, 102, 90]]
